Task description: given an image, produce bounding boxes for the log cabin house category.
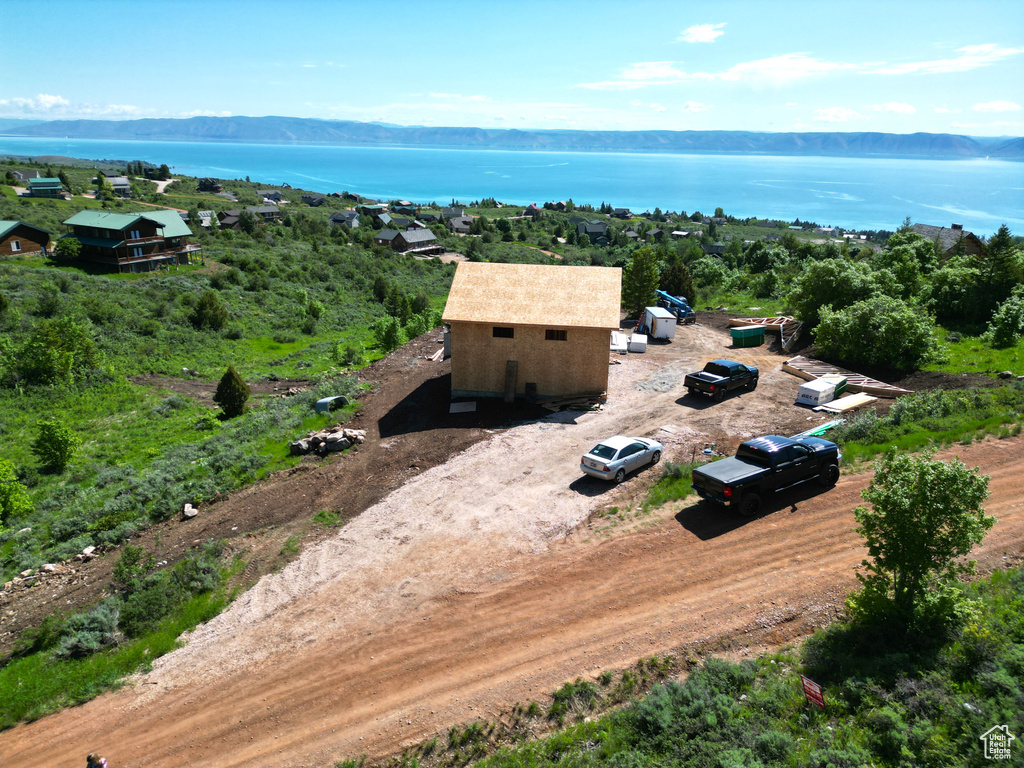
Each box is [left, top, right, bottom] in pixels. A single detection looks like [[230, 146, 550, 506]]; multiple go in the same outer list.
[[62, 209, 201, 273]]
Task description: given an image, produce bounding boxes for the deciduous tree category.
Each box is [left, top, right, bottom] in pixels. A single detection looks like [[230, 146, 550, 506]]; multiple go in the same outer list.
[[814, 295, 938, 371], [54, 238, 82, 259], [850, 450, 992, 628]]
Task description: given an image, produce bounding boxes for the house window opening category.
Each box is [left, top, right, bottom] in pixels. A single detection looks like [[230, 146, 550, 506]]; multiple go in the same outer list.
[[11, 240, 20, 252], [492, 326, 514, 338], [545, 329, 567, 341]]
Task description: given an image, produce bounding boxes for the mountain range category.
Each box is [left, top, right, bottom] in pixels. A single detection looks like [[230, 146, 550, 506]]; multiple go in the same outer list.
[[3, 116, 1022, 158]]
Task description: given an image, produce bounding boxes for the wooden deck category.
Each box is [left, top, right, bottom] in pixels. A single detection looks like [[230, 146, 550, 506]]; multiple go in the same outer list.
[[783, 355, 913, 399], [729, 316, 804, 352]]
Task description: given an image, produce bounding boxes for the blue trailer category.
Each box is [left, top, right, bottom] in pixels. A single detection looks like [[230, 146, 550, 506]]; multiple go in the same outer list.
[[655, 290, 697, 324]]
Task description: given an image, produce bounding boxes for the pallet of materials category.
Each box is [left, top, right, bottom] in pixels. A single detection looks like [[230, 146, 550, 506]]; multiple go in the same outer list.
[[730, 316, 803, 351], [783, 355, 913, 399]]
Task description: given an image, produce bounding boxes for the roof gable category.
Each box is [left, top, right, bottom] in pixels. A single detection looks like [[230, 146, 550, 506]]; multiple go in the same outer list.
[[63, 209, 192, 237], [443, 263, 622, 330], [0, 220, 51, 239]]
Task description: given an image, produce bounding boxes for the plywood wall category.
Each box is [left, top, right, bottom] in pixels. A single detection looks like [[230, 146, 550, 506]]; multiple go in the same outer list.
[[450, 322, 610, 398]]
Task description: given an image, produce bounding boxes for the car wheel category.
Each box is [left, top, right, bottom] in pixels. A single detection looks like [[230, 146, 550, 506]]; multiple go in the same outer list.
[[651, 450, 661, 465], [747, 378, 758, 391], [713, 388, 726, 402], [615, 468, 626, 484], [685, 387, 696, 397], [819, 463, 840, 487], [738, 492, 761, 517]]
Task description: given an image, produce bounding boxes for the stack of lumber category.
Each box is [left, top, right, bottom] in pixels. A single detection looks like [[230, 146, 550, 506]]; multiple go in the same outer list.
[[783, 356, 912, 399], [814, 393, 878, 413], [540, 394, 606, 412], [729, 316, 804, 351]]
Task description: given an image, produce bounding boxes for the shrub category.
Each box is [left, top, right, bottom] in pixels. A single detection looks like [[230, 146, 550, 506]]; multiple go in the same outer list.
[[814, 295, 939, 371], [548, 678, 598, 722], [213, 366, 250, 418], [54, 601, 121, 658], [333, 342, 364, 367], [12, 316, 101, 387], [118, 579, 182, 637], [373, 315, 405, 353], [983, 286, 1024, 348], [112, 544, 156, 593], [189, 290, 228, 330], [0, 459, 33, 527], [53, 238, 82, 259], [32, 419, 81, 472]]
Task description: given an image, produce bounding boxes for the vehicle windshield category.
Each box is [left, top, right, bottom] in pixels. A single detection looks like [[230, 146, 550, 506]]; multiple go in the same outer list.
[[735, 444, 772, 466], [704, 363, 731, 377], [589, 444, 619, 460]]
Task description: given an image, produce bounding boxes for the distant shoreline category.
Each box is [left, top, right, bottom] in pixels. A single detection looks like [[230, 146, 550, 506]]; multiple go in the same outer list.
[[4, 135, 1019, 163], [3, 116, 1021, 160]]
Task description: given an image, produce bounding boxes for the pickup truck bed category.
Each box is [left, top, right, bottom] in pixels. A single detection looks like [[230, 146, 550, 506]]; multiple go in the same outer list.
[[692, 434, 841, 516], [684, 359, 758, 402]]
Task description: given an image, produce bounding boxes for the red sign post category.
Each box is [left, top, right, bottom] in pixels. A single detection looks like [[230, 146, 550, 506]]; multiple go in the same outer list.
[[801, 675, 825, 708]]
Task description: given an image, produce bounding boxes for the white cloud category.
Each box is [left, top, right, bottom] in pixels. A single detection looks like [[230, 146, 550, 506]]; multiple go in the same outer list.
[[577, 53, 852, 90], [0, 94, 150, 119], [972, 100, 1021, 112], [103, 104, 142, 115], [302, 64, 317, 68], [865, 43, 1024, 75], [428, 93, 491, 103], [679, 23, 726, 43], [719, 53, 853, 84], [872, 102, 916, 114], [681, 101, 710, 112], [814, 107, 862, 123], [0, 93, 70, 112], [651, 103, 667, 112]]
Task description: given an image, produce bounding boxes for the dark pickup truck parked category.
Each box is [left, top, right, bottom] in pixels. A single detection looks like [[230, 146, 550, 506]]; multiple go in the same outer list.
[[684, 359, 759, 402], [691, 435, 841, 516]]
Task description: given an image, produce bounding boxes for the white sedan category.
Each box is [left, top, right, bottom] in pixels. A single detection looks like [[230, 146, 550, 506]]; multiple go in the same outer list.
[[580, 436, 663, 483]]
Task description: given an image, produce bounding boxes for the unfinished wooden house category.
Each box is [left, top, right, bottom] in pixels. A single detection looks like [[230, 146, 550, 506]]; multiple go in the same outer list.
[[442, 262, 622, 402]]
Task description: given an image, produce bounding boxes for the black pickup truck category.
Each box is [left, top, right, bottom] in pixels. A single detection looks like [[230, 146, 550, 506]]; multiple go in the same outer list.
[[684, 359, 759, 402], [691, 435, 841, 516]]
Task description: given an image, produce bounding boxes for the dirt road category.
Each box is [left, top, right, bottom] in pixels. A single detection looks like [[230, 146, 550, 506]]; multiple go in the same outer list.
[[3, 327, 1022, 768]]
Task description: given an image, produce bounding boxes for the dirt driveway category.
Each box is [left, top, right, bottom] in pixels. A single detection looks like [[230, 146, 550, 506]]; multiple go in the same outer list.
[[5, 323, 1023, 768]]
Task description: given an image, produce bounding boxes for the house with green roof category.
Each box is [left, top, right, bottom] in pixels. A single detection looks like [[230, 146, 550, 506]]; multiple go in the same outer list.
[[62, 209, 201, 272], [27, 177, 65, 199], [0, 221, 51, 257]]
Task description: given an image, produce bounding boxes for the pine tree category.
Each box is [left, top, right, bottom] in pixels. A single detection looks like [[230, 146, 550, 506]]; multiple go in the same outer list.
[[214, 366, 250, 418]]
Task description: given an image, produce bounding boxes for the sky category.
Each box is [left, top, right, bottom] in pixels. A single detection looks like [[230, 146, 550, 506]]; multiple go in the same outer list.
[[1, 0, 1022, 137]]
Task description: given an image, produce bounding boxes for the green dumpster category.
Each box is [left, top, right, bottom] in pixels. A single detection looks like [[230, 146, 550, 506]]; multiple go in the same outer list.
[[730, 324, 765, 348]]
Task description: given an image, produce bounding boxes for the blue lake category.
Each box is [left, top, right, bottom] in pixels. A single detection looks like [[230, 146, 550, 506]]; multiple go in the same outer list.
[[1, 136, 1021, 236]]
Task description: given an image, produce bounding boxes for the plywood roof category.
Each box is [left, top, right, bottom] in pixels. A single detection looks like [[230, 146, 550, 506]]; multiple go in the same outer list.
[[443, 262, 621, 329]]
